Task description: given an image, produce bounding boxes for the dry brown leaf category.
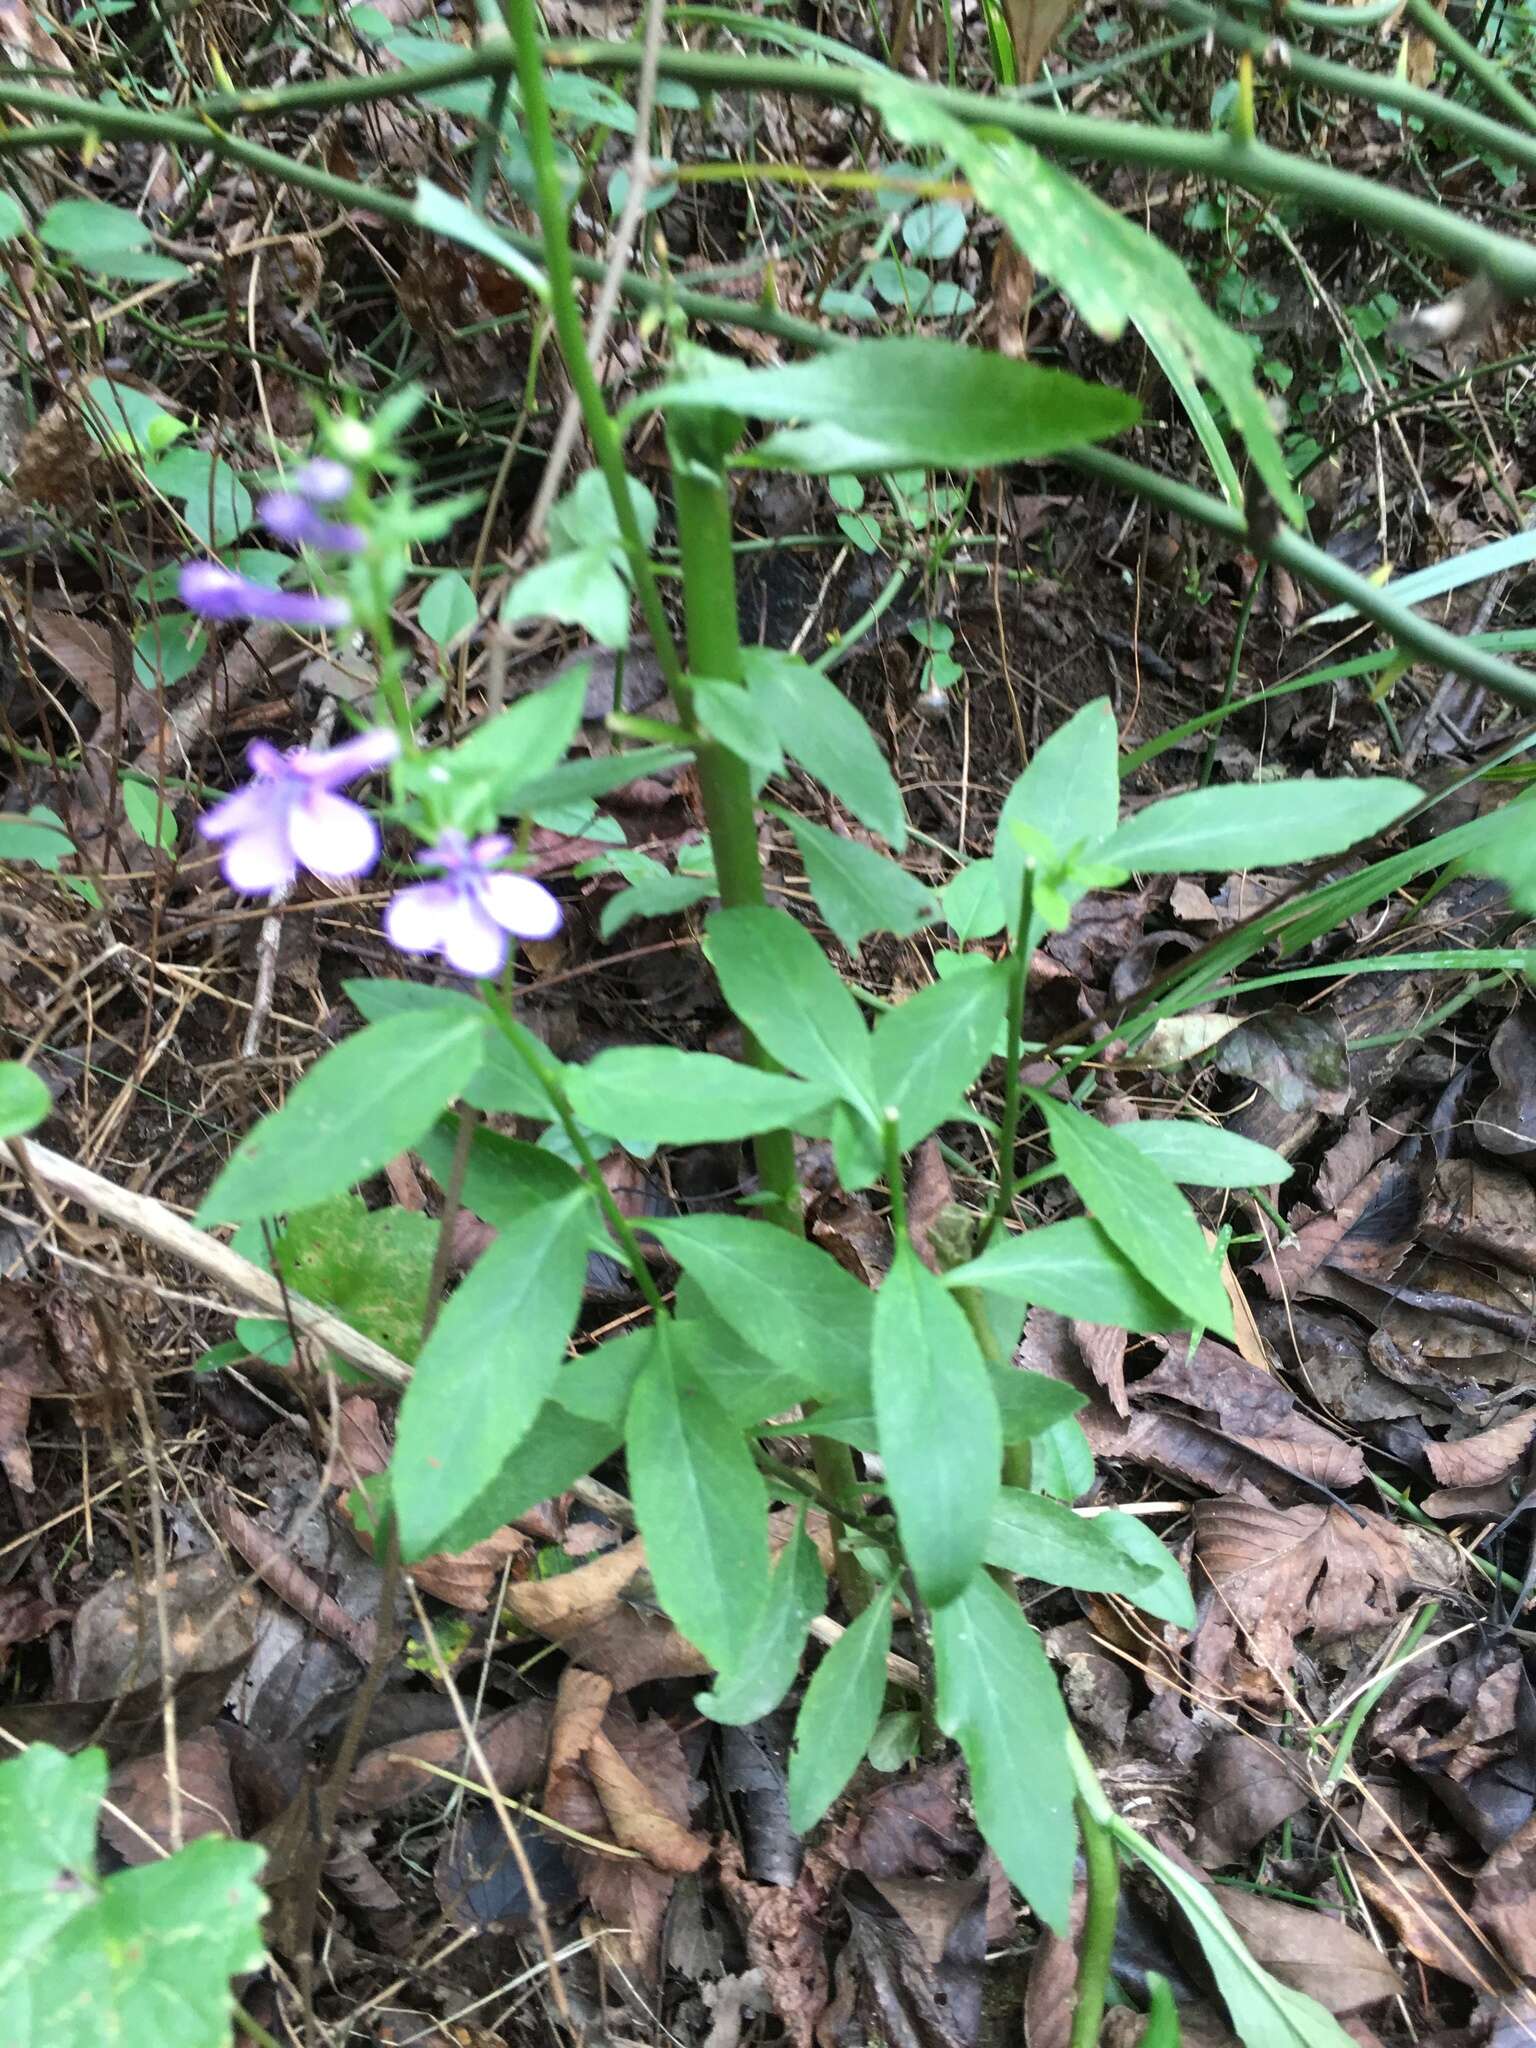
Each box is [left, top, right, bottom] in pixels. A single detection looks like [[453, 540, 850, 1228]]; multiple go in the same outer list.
[[103, 1726, 240, 1864], [1073, 1319, 1128, 1418], [1193, 1732, 1311, 1867], [1477, 1009, 1536, 1160], [586, 1728, 710, 1872], [1315, 1113, 1405, 1215], [989, 241, 1034, 360], [1193, 1500, 1409, 1695], [1425, 1408, 1536, 1490], [1258, 1148, 1419, 1300], [1355, 1859, 1515, 1993], [504, 1536, 711, 1689], [1421, 1155, 1536, 1279], [342, 1701, 551, 1815], [0, 1283, 63, 1492], [1475, 1813, 1536, 1979], [718, 1836, 832, 2048], [1140, 1338, 1366, 1493], [1214, 1892, 1400, 2015], [29, 607, 122, 719]]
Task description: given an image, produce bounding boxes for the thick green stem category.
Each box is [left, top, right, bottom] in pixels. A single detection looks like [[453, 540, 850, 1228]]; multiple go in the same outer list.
[[668, 435, 801, 1228], [883, 1111, 908, 1244], [1069, 1797, 1121, 2048]]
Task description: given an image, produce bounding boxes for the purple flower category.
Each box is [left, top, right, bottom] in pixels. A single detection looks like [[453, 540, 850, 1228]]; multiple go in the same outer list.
[[294, 457, 352, 504], [179, 561, 350, 629], [258, 491, 365, 553], [385, 829, 563, 978], [199, 729, 399, 894]]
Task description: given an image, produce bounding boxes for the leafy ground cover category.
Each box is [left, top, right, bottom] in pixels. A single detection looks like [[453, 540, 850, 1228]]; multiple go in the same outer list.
[[4, 0, 1536, 2043]]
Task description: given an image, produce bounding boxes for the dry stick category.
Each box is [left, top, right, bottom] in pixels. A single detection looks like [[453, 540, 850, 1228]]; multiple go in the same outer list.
[[9, 1139, 412, 1388]]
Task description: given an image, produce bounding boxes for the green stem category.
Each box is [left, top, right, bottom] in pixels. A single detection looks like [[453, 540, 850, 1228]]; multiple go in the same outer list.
[[502, 0, 688, 696], [985, 862, 1038, 1244], [1065, 444, 1536, 715], [1070, 1797, 1121, 2048], [483, 994, 668, 1315], [1401, 0, 1536, 134], [883, 1110, 908, 1243], [1199, 562, 1264, 788], [667, 428, 801, 1228]]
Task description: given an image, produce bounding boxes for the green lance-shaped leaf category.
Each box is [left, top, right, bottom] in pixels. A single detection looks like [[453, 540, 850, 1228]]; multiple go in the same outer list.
[[565, 1047, 834, 1150], [642, 336, 1138, 474], [872, 960, 1009, 1150], [742, 649, 907, 850], [1111, 1825, 1357, 2048], [787, 1578, 896, 1834], [0, 1743, 267, 2048], [874, 1246, 1001, 1609], [650, 1214, 875, 1407], [707, 906, 877, 1118], [995, 699, 1121, 903], [392, 1156, 591, 1559], [932, 1570, 1075, 1934], [697, 1508, 827, 1726], [777, 810, 938, 955], [944, 1216, 1187, 1331], [198, 1010, 488, 1225], [1114, 1120, 1291, 1190], [416, 662, 588, 830], [1031, 1094, 1233, 1336], [864, 79, 1300, 522], [1100, 776, 1420, 877], [984, 1488, 1195, 1628], [627, 1321, 770, 1671]]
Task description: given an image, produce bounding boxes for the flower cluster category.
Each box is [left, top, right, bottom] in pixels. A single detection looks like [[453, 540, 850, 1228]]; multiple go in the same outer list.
[[180, 456, 362, 629], [192, 436, 565, 976], [200, 733, 563, 973]]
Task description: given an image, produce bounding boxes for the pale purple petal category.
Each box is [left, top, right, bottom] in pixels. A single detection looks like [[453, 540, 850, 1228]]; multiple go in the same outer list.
[[438, 891, 511, 978], [220, 818, 297, 894], [179, 562, 252, 620], [384, 880, 460, 954], [245, 738, 287, 779], [199, 780, 279, 843], [479, 871, 563, 941], [470, 833, 513, 864], [288, 791, 380, 879], [290, 729, 400, 789], [295, 457, 352, 504], [259, 492, 365, 553]]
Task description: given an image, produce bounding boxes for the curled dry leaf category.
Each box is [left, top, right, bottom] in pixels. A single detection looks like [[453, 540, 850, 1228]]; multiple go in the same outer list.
[[1258, 1147, 1420, 1301], [1141, 1337, 1366, 1494], [0, 1282, 63, 1492], [718, 1835, 833, 2048], [504, 1536, 711, 1690], [1425, 1408, 1536, 1491], [1213, 1891, 1401, 2016], [1475, 1009, 1536, 1161], [103, 1725, 240, 1865], [1354, 1859, 1517, 1994], [1192, 1500, 1409, 1697], [342, 1700, 552, 1816]]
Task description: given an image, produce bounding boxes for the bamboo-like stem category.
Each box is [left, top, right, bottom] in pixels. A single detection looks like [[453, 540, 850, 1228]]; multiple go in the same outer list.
[[1068, 1797, 1121, 2048]]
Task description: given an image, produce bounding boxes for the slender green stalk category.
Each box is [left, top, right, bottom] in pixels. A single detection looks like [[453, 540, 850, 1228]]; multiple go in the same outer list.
[[883, 1111, 908, 1242], [985, 863, 1038, 1244], [1070, 1797, 1121, 2048], [1401, 0, 1536, 134], [502, 0, 688, 695], [484, 993, 669, 1315], [1171, 0, 1536, 180], [1320, 1600, 1440, 1792], [1065, 444, 1536, 714]]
